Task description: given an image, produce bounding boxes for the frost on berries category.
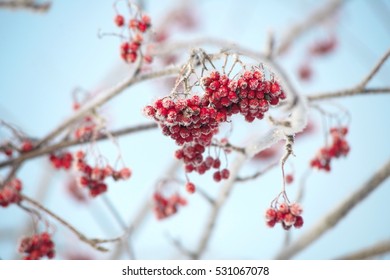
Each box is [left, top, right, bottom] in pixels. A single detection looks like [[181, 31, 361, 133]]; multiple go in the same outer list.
[[153, 191, 187, 220], [144, 65, 286, 186], [0, 178, 23, 207], [18, 232, 55, 260], [310, 126, 350, 172], [74, 151, 131, 197], [113, 3, 153, 64], [265, 202, 304, 230]]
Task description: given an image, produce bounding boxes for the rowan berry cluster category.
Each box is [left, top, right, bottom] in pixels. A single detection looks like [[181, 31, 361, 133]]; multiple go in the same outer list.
[[203, 70, 285, 123], [310, 126, 350, 171], [18, 232, 55, 260], [265, 202, 304, 230], [144, 68, 286, 189], [74, 151, 131, 197], [153, 191, 187, 220], [0, 178, 22, 207], [49, 152, 73, 170], [114, 5, 152, 64]]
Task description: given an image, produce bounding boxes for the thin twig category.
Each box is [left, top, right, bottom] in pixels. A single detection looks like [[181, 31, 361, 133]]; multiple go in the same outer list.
[[0, 0, 51, 12], [36, 64, 178, 148], [358, 47, 390, 88], [275, 156, 390, 259], [308, 48, 390, 101], [0, 123, 157, 169], [334, 239, 390, 260], [235, 161, 278, 182], [20, 194, 110, 252]]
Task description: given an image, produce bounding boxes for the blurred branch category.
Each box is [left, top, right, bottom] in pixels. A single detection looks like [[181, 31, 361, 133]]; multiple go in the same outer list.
[[308, 48, 390, 101], [0, 0, 51, 12], [275, 156, 390, 259], [20, 194, 110, 252], [235, 161, 278, 182], [36, 63, 178, 148], [335, 239, 390, 260], [276, 0, 344, 54], [0, 123, 157, 170]]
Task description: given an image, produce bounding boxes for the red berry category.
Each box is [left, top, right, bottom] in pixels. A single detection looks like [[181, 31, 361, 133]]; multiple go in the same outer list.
[[213, 171, 222, 182], [221, 168, 230, 179], [115, 14, 125, 27], [185, 182, 196, 194]]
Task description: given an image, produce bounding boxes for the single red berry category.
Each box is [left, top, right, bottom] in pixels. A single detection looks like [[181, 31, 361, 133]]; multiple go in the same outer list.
[[185, 182, 196, 194], [119, 167, 132, 180], [285, 174, 294, 184], [265, 208, 277, 221], [115, 14, 125, 27], [290, 202, 303, 216], [294, 216, 304, 228], [20, 140, 33, 153], [213, 171, 222, 182], [221, 168, 230, 179]]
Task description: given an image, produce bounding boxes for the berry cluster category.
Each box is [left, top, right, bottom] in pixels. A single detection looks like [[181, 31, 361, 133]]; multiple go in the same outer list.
[[75, 151, 131, 197], [114, 10, 152, 64], [144, 69, 285, 188], [153, 191, 187, 220], [265, 202, 304, 230], [18, 232, 55, 260], [49, 152, 73, 170], [0, 178, 22, 207], [310, 126, 350, 171], [73, 116, 99, 141], [203, 70, 285, 123]]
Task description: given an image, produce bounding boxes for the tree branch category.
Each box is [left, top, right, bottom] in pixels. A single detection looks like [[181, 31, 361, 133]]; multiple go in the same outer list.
[[0, 123, 157, 170], [20, 194, 110, 252], [308, 48, 390, 101], [36, 64, 179, 148], [0, 0, 51, 12], [275, 156, 390, 259], [335, 239, 390, 260]]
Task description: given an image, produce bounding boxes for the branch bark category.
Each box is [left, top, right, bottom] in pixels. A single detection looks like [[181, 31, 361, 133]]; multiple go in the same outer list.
[[275, 156, 390, 259], [0, 0, 51, 12], [335, 239, 390, 260]]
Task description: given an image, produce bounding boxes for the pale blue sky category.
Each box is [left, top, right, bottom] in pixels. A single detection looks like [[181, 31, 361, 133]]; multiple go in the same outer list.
[[0, 0, 389, 260]]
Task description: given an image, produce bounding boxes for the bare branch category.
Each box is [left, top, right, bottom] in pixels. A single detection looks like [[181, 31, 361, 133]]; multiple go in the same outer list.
[[275, 156, 390, 259], [20, 194, 110, 252], [308, 48, 390, 101], [335, 239, 390, 260], [36, 64, 179, 148], [307, 87, 390, 101], [235, 161, 278, 182], [358, 48, 390, 88], [193, 154, 247, 259], [0, 0, 51, 12], [277, 0, 344, 55], [0, 123, 157, 169]]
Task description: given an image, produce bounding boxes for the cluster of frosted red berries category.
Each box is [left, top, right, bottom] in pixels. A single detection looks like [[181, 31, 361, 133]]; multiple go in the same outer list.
[[265, 202, 304, 230], [49, 151, 73, 170], [144, 69, 285, 190], [310, 126, 350, 172], [153, 191, 187, 220], [203, 70, 285, 123], [0, 178, 22, 207], [18, 232, 55, 260], [75, 151, 131, 197], [114, 11, 152, 64]]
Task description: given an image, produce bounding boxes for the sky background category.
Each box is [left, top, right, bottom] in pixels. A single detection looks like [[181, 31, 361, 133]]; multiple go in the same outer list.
[[0, 0, 389, 260]]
